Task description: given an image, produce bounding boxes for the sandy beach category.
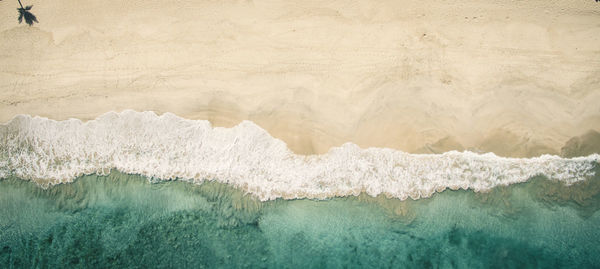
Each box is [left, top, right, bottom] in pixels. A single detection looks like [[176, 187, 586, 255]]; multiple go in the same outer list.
[[1, 0, 599, 157], [2, 2, 600, 267]]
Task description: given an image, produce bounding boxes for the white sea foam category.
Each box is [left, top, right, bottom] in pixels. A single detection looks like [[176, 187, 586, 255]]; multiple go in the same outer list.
[[0, 110, 598, 201]]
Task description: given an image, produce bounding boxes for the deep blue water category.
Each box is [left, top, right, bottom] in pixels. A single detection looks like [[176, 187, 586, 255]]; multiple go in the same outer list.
[[1, 170, 599, 268]]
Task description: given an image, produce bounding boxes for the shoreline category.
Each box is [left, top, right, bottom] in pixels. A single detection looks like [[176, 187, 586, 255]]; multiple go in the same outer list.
[[2, 110, 598, 201], [1, 109, 599, 158]]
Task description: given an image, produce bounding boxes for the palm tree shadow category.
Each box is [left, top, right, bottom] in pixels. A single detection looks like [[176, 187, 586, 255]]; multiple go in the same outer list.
[[16, 0, 38, 26]]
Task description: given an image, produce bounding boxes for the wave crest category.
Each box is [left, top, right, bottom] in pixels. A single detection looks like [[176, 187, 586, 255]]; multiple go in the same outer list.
[[1, 110, 598, 201]]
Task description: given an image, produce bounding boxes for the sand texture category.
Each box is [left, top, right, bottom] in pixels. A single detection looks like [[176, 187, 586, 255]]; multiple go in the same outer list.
[[0, 0, 599, 157]]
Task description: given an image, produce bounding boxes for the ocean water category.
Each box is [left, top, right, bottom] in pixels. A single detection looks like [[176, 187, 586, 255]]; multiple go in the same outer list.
[[1, 172, 599, 268], [1, 111, 599, 268]]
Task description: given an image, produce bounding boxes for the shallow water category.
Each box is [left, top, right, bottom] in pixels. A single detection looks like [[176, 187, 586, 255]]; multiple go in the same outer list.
[[1, 171, 599, 268]]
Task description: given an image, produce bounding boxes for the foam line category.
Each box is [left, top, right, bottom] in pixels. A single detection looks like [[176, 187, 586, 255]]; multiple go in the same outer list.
[[0, 110, 598, 201]]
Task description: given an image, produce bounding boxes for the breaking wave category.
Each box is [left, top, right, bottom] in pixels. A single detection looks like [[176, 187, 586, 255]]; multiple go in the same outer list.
[[0, 110, 598, 201]]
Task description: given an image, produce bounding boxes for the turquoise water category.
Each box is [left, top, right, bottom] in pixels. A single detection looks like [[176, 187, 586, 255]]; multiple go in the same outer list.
[[1, 170, 599, 268]]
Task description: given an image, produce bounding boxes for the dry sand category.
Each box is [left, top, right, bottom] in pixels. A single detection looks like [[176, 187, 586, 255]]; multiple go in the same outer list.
[[0, 0, 599, 157]]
